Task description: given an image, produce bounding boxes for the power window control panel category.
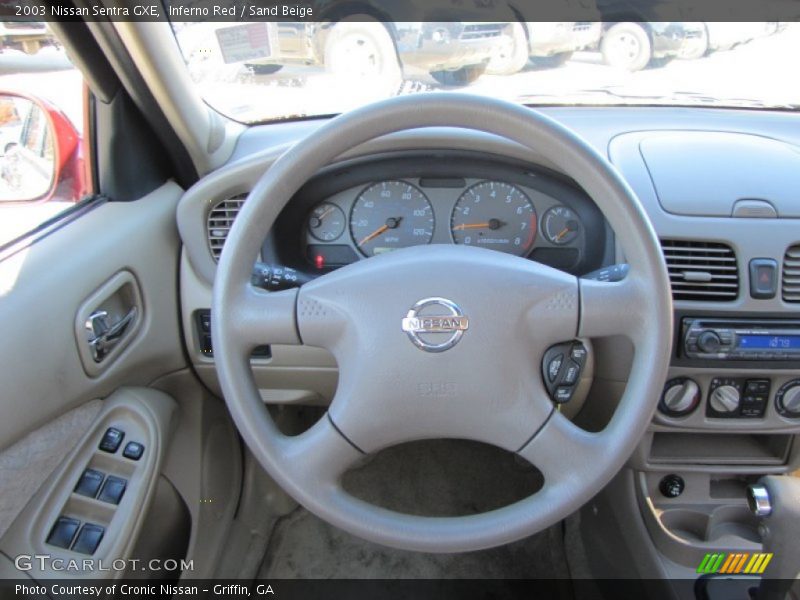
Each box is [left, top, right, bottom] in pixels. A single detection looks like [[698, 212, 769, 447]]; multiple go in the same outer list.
[[46, 518, 105, 555], [98, 427, 124, 453]]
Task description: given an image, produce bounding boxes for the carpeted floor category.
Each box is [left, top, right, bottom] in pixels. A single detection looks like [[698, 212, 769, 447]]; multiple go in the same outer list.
[[258, 439, 579, 584]]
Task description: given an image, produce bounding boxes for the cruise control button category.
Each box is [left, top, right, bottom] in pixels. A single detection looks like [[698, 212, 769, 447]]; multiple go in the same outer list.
[[547, 354, 564, 382], [562, 360, 580, 385], [554, 386, 573, 403], [570, 344, 587, 364]]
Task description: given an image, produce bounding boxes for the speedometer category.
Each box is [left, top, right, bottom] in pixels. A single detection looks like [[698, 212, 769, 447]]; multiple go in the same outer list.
[[450, 181, 537, 256], [350, 181, 434, 257]]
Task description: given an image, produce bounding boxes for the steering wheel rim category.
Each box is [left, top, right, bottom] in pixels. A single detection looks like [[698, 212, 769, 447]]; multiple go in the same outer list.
[[212, 93, 673, 553]]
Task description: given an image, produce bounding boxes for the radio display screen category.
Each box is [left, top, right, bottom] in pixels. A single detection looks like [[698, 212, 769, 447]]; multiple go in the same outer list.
[[737, 335, 800, 350]]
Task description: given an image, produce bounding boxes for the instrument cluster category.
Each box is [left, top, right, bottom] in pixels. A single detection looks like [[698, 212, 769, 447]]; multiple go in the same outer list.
[[265, 154, 608, 276]]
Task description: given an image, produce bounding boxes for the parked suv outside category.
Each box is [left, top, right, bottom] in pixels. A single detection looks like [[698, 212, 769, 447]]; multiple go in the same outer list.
[[189, 20, 513, 88]]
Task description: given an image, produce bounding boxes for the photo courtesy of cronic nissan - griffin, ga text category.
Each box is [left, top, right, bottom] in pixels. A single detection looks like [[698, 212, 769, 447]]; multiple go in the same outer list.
[[0, 0, 799, 599]]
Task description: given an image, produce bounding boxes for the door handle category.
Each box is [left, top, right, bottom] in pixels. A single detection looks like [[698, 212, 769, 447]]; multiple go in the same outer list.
[[85, 306, 137, 363]]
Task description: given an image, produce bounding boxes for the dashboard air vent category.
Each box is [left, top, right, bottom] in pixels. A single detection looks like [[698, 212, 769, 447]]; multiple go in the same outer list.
[[207, 194, 246, 262], [660, 240, 739, 302], [782, 245, 800, 303]]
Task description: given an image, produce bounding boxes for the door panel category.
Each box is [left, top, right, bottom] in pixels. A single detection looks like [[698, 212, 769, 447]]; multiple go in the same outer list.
[[0, 400, 102, 539], [0, 182, 185, 453]]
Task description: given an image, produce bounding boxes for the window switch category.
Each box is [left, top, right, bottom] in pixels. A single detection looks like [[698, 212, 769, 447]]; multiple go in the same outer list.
[[47, 517, 81, 549], [71, 523, 104, 555], [74, 469, 105, 498], [98, 427, 124, 453], [123, 441, 144, 461], [97, 476, 126, 505]]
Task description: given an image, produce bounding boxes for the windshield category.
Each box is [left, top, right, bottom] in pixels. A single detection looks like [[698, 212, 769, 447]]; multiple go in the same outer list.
[[170, 21, 799, 123]]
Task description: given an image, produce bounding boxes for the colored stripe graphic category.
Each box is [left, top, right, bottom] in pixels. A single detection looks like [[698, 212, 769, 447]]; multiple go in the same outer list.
[[698, 552, 774, 574]]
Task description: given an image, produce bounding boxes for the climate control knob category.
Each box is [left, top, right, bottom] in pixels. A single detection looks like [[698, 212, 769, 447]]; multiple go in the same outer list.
[[710, 385, 741, 414], [776, 381, 800, 418], [659, 378, 700, 417]]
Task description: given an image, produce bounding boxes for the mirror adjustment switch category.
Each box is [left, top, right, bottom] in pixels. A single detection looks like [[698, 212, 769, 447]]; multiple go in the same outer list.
[[74, 469, 105, 498], [99, 427, 124, 453], [98, 476, 127, 505], [47, 517, 81, 549], [72, 523, 104, 555], [123, 441, 144, 461]]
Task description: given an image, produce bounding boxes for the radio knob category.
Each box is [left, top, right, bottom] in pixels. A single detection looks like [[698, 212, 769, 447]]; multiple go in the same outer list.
[[697, 331, 723, 353], [660, 378, 700, 416], [710, 385, 741, 414], [777, 384, 800, 418]]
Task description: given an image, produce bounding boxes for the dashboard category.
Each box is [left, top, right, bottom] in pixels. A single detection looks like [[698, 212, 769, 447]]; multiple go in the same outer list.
[[265, 153, 610, 276]]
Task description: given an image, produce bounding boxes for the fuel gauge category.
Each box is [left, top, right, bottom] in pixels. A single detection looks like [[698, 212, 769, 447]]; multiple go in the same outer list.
[[542, 206, 580, 245], [307, 202, 346, 242]]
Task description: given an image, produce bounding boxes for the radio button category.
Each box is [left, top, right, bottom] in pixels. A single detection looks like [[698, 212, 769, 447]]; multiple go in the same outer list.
[[698, 331, 723, 354]]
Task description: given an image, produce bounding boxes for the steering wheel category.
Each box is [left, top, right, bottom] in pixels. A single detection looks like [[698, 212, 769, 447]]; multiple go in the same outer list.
[[212, 94, 672, 553]]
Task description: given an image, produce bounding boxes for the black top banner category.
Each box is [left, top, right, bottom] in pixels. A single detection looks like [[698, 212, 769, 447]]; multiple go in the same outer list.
[[1, 0, 799, 22]]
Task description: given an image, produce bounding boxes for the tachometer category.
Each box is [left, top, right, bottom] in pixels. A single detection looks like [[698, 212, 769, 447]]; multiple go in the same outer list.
[[350, 181, 434, 257], [450, 181, 537, 256]]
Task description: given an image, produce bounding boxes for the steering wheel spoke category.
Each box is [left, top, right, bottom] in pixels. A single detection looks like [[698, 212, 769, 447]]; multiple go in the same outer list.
[[224, 285, 301, 354], [276, 414, 363, 490], [578, 274, 649, 341], [517, 410, 604, 484]]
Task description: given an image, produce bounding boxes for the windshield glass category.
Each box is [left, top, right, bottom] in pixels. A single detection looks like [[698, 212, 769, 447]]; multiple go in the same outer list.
[[170, 21, 799, 122]]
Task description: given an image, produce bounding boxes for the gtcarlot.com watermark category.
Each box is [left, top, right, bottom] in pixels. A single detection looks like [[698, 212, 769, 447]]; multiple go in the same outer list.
[[14, 554, 193, 573]]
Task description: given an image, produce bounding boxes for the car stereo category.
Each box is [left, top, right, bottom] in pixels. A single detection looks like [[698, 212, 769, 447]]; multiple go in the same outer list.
[[683, 318, 800, 360]]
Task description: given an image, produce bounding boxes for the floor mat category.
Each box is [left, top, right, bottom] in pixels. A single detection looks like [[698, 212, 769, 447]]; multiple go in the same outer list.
[[259, 439, 573, 582]]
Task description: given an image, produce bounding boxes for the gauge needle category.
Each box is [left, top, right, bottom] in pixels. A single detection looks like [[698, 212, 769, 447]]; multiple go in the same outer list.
[[359, 225, 388, 246], [555, 227, 571, 241], [317, 206, 335, 221], [453, 219, 504, 231], [359, 217, 402, 247]]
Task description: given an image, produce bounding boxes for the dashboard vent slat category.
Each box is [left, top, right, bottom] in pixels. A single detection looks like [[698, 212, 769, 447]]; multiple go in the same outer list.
[[660, 240, 739, 302], [207, 194, 246, 262], [783, 244, 800, 303]]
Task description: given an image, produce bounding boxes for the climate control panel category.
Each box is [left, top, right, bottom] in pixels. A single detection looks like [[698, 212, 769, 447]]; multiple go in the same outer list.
[[657, 376, 800, 421], [706, 377, 770, 418]]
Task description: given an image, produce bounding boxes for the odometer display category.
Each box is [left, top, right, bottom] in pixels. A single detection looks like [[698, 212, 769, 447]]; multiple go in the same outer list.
[[450, 181, 537, 256], [350, 181, 434, 257]]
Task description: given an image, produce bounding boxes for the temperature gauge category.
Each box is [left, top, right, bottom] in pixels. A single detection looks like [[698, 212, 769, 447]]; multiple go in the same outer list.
[[307, 202, 346, 242], [542, 206, 580, 245]]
